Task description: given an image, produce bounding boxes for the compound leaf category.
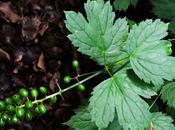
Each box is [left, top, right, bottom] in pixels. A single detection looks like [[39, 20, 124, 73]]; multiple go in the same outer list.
[[161, 82, 175, 108], [89, 70, 153, 129], [65, 0, 129, 65], [125, 19, 175, 86], [151, 112, 175, 130]]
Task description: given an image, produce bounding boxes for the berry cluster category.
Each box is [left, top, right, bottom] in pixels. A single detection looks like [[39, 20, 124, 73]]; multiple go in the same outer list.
[[0, 86, 57, 127], [0, 59, 86, 127]]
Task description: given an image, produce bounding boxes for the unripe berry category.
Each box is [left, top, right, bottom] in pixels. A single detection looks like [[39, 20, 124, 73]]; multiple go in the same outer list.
[[50, 96, 57, 104], [0, 118, 5, 127], [25, 111, 32, 121], [0, 101, 5, 111], [72, 59, 79, 68], [12, 115, 19, 124], [39, 86, 47, 94], [63, 76, 71, 83], [19, 88, 29, 97], [5, 97, 12, 104], [38, 104, 46, 114], [16, 108, 25, 118], [77, 84, 85, 92], [6, 105, 15, 112], [25, 100, 33, 109], [31, 89, 38, 98]]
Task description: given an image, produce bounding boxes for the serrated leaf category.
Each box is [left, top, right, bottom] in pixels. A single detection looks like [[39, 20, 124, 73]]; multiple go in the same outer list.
[[113, 0, 138, 11], [125, 19, 175, 86], [65, 0, 129, 65], [89, 70, 153, 129], [64, 106, 97, 130], [161, 82, 175, 108], [151, 112, 175, 130]]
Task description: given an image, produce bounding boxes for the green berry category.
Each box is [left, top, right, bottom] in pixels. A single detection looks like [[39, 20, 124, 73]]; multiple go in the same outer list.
[[19, 88, 29, 97], [50, 96, 57, 104], [0, 118, 5, 127], [77, 84, 85, 92], [0, 101, 5, 111], [39, 86, 47, 94], [25, 111, 32, 121], [12, 94, 21, 102], [35, 106, 40, 113], [6, 105, 15, 112], [63, 76, 71, 83], [25, 100, 33, 109], [31, 89, 38, 98], [12, 115, 19, 124], [16, 108, 25, 118], [72, 59, 79, 68], [2, 113, 8, 121], [38, 104, 46, 114], [6, 116, 12, 125], [5, 97, 12, 104]]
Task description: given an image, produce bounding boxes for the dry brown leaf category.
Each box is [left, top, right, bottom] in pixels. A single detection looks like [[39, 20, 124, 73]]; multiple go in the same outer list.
[[22, 16, 41, 40], [49, 71, 60, 91], [0, 48, 10, 60], [0, 2, 21, 23], [15, 51, 23, 62], [39, 23, 48, 36], [36, 52, 46, 71]]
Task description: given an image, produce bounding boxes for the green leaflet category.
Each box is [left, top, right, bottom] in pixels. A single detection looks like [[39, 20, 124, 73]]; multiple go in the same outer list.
[[64, 106, 123, 130], [125, 19, 175, 86], [113, 0, 138, 11], [161, 82, 175, 108], [64, 0, 129, 65], [89, 70, 155, 129], [64, 106, 97, 130], [151, 112, 175, 130]]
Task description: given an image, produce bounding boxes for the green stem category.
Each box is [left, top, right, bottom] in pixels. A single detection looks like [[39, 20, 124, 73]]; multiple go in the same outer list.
[[19, 57, 129, 108], [107, 56, 129, 67], [76, 70, 103, 78], [149, 93, 160, 110], [19, 70, 103, 108]]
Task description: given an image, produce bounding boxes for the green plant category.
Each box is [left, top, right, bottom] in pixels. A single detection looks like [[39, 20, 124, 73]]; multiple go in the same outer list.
[[113, 0, 139, 11], [0, 0, 175, 129], [63, 0, 175, 129]]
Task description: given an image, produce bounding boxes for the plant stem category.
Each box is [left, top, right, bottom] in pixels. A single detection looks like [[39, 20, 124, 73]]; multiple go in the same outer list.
[[18, 56, 129, 108], [107, 56, 129, 67], [19, 70, 103, 108], [149, 93, 161, 110]]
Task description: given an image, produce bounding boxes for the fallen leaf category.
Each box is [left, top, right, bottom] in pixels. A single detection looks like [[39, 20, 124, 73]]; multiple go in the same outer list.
[[49, 71, 60, 91], [0, 48, 10, 60], [36, 52, 46, 71], [22, 16, 49, 40], [0, 2, 21, 23], [22, 16, 41, 40], [15, 51, 23, 62], [39, 23, 48, 36]]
